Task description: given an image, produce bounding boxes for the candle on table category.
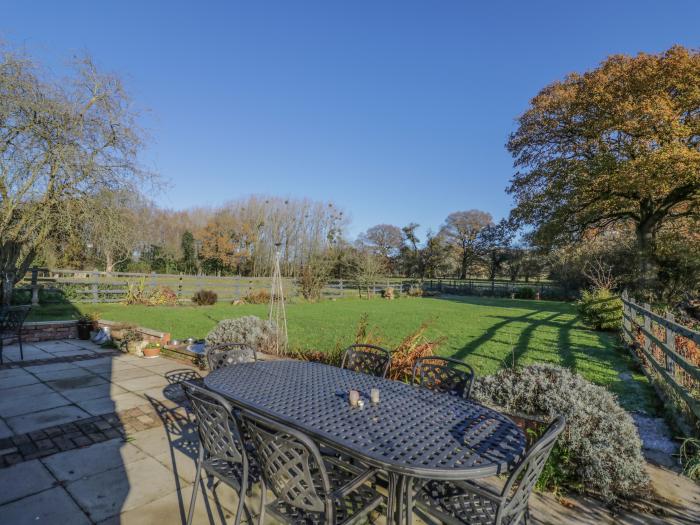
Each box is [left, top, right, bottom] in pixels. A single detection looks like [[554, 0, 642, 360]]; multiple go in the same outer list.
[[370, 388, 380, 404], [349, 389, 360, 407]]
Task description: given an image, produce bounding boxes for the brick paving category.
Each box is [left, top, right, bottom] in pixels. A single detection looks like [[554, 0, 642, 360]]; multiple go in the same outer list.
[[0, 404, 170, 468]]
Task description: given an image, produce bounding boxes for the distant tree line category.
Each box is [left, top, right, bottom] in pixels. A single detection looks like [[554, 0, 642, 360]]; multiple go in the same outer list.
[[2, 43, 698, 309]]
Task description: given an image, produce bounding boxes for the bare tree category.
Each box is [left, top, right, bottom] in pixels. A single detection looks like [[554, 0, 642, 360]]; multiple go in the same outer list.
[[0, 47, 151, 303], [439, 210, 493, 279]]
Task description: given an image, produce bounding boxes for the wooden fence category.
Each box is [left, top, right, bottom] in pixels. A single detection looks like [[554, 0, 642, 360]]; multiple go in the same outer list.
[[17, 268, 402, 304], [421, 279, 566, 299], [621, 291, 700, 427]]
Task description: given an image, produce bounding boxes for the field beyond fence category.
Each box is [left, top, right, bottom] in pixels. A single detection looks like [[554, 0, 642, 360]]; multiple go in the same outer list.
[[17, 268, 567, 305]]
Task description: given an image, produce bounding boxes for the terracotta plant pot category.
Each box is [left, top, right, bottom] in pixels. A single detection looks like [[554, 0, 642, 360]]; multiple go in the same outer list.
[[143, 346, 160, 359]]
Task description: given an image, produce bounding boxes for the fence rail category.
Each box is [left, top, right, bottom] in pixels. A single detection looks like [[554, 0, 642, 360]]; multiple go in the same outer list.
[[16, 268, 566, 305], [621, 291, 700, 426]]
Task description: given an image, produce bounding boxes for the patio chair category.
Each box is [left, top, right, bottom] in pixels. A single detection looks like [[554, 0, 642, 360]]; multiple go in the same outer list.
[[340, 344, 391, 378], [240, 410, 383, 525], [182, 381, 258, 525], [411, 356, 475, 399], [0, 305, 31, 364], [206, 342, 257, 371], [413, 415, 566, 525], [163, 368, 204, 404]]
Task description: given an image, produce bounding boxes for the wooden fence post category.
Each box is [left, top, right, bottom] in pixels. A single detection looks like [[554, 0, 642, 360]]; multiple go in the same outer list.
[[150, 272, 157, 292], [643, 302, 653, 361], [92, 271, 99, 303], [665, 312, 676, 377], [30, 267, 39, 306]]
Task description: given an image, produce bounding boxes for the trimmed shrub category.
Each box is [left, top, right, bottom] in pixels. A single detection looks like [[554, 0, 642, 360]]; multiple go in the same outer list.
[[382, 287, 395, 300], [406, 285, 423, 297], [205, 315, 283, 354], [243, 289, 271, 304], [296, 259, 330, 301], [577, 287, 622, 330], [516, 286, 536, 300], [472, 364, 649, 502], [192, 289, 217, 305]]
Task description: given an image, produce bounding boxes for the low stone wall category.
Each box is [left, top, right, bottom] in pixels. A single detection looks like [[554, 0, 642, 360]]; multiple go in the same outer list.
[[97, 320, 170, 345], [9, 320, 80, 344]]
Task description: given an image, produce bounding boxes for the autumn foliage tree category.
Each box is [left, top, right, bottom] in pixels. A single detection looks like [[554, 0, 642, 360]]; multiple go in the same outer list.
[[507, 46, 700, 288]]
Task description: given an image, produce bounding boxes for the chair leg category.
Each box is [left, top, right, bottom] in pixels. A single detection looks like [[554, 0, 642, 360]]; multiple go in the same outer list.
[[257, 479, 267, 525], [233, 470, 247, 525], [187, 456, 203, 525], [18, 332, 23, 361]]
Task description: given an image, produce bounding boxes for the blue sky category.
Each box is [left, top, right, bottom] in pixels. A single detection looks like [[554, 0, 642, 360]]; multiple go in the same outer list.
[[2, 1, 699, 238]]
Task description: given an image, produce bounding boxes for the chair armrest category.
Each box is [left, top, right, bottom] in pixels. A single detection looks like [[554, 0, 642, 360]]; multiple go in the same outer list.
[[331, 467, 377, 500], [322, 453, 367, 476]]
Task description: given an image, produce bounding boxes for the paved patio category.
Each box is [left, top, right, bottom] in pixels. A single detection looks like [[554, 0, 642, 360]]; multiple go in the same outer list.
[[0, 339, 698, 524]]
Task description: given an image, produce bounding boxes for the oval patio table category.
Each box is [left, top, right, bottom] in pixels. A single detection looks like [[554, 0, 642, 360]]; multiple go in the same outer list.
[[204, 360, 526, 525]]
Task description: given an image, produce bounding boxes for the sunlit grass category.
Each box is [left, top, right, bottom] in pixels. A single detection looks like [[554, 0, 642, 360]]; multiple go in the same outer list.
[[31, 295, 658, 414]]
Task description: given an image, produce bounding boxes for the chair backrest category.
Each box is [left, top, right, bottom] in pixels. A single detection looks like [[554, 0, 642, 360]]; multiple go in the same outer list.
[[241, 411, 332, 516], [499, 416, 566, 524], [411, 356, 475, 398], [340, 344, 391, 378], [206, 343, 257, 371], [165, 369, 203, 385], [181, 380, 246, 465], [0, 306, 31, 333]]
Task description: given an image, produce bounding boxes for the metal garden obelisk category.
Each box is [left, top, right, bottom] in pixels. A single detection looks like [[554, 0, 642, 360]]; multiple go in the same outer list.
[[269, 242, 288, 355]]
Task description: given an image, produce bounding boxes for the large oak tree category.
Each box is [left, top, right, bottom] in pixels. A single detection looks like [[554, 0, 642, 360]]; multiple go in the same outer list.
[[507, 46, 700, 284]]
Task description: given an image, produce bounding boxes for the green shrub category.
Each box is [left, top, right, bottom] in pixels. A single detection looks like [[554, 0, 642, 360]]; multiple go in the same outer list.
[[516, 286, 536, 299], [680, 437, 700, 480], [576, 287, 622, 330], [192, 289, 217, 305], [472, 364, 649, 502], [205, 315, 283, 354]]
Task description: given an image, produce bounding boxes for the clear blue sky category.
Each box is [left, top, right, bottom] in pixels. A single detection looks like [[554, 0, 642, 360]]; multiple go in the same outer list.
[[3, 1, 699, 238]]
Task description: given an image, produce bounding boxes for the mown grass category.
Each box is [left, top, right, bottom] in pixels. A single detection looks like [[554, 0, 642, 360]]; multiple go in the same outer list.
[[30, 295, 658, 414]]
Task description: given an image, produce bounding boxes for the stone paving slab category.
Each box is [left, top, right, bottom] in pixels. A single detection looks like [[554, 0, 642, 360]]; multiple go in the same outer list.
[[43, 438, 149, 482], [102, 366, 160, 381], [0, 459, 56, 505], [60, 382, 128, 402], [6, 404, 90, 435], [65, 455, 180, 522], [96, 487, 239, 525], [114, 373, 169, 392], [0, 391, 71, 419], [77, 392, 147, 416], [46, 373, 108, 391], [4, 382, 54, 400], [0, 420, 11, 439], [0, 486, 92, 525], [0, 371, 39, 389]]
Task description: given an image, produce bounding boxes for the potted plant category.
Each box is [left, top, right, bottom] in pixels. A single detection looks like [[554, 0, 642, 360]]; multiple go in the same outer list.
[[143, 341, 161, 359], [120, 329, 145, 355], [77, 313, 98, 340]]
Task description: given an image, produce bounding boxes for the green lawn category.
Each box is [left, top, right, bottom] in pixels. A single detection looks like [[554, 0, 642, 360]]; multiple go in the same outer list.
[[31, 296, 658, 414]]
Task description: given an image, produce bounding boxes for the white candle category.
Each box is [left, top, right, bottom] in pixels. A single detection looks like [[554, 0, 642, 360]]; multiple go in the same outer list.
[[370, 388, 380, 404], [349, 389, 360, 407]]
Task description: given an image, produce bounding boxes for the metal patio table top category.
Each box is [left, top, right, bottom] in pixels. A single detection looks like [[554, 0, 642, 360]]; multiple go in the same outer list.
[[204, 360, 525, 480]]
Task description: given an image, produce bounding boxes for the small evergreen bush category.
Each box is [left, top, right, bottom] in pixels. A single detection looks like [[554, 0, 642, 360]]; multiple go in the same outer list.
[[205, 315, 283, 354], [472, 364, 649, 502], [516, 286, 536, 299], [576, 287, 622, 330], [192, 289, 217, 305]]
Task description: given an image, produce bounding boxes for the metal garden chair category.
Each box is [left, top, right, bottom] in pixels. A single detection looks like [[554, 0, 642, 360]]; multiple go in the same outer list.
[[0, 305, 31, 364], [340, 344, 391, 378], [413, 415, 566, 525], [240, 410, 383, 525], [411, 356, 475, 399], [182, 381, 258, 525], [206, 342, 257, 371]]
